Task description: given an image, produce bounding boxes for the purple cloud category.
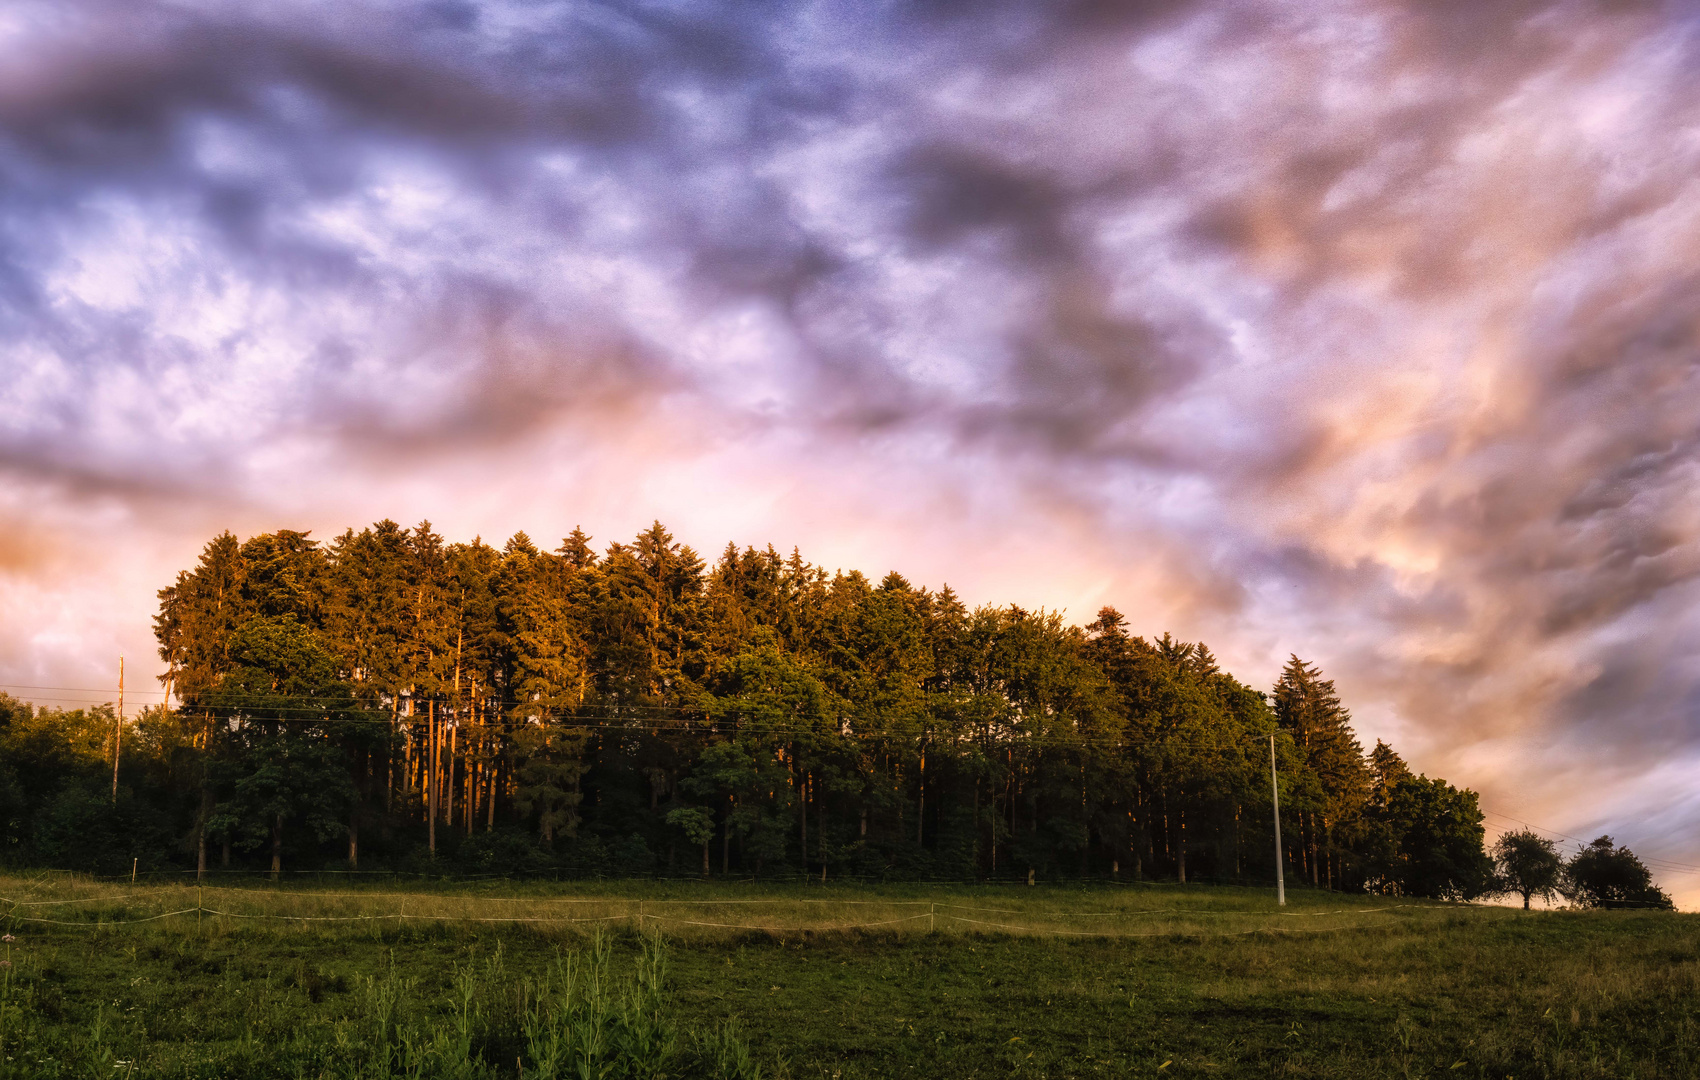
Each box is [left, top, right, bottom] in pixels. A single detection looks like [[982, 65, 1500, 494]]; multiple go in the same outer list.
[[4, 0, 1700, 898]]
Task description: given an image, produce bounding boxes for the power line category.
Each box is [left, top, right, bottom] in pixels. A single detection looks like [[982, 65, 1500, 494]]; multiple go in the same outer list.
[[0, 682, 1298, 751], [0, 683, 168, 697], [1480, 808, 1700, 876]]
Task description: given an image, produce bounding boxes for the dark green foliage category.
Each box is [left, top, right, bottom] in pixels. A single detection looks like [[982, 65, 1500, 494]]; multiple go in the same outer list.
[[29, 784, 174, 874], [1364, 774, 1494, 900], [1494, 829, 1565, 909], [1565, 836, 1674, 909], [204, 616, 376, 874], [0, 521, 1520, 900], [1273, 656, 1369, 891]]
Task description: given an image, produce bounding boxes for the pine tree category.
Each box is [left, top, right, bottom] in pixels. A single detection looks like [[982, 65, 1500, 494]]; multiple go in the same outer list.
[[127, 522, 1511, 889], [1274, 656, 1369, 888], [154, 531, 249, 709]]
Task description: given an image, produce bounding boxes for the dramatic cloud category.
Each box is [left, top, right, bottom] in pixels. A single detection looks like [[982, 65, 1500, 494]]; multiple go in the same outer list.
[[4, 0, 1700, 896]]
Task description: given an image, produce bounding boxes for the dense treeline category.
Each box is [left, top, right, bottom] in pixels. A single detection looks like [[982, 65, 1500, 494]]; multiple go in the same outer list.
[[1, 520, 1500, 897]]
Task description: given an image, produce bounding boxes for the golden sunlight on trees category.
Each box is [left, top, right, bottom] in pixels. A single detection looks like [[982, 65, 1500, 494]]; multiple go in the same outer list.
[[0, 521, 1516, 896]]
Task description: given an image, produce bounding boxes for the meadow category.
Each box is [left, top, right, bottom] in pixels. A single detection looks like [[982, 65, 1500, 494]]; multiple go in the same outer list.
[[1, 874, 1695, 1079]]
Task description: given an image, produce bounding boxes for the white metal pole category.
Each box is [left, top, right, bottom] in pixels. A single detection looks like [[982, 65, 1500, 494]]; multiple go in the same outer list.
[[1270, 734, 1285, 907]]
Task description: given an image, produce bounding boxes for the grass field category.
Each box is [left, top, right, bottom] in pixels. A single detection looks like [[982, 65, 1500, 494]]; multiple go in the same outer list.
[[1, 874, 1696, 1079]]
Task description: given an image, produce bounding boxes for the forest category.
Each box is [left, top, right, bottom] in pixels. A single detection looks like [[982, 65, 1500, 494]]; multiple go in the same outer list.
[[0, 520, 1530, 897]]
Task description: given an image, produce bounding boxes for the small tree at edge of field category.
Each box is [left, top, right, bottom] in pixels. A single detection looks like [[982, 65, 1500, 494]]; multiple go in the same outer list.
[[1492, 830, 1563, 909]]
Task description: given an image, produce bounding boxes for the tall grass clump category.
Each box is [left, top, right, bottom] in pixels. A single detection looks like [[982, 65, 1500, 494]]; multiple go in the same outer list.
[[332, 933, 770, 1080], [521, 933, 675, 1079]]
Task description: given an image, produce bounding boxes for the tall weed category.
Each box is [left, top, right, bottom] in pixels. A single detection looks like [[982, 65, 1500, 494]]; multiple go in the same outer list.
[[330, 933, 766, 1080], [520, 932, 679, 1079]]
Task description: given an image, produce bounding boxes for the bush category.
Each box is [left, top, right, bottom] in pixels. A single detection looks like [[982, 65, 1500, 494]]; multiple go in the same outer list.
[[30, 783, 175, 875], [451, 828, 554, 875]]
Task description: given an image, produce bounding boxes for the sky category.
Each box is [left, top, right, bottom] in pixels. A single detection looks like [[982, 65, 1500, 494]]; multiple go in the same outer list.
[[2, 0, 1699, 902]]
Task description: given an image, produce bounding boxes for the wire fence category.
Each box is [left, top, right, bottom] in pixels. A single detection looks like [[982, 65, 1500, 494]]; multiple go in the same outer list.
[[0, 884, 1490, 939], [32, 864, 1303, 894]]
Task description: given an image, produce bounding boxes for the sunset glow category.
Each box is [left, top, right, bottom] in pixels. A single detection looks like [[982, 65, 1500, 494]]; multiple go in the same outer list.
[[4, 0, 1699, 900]]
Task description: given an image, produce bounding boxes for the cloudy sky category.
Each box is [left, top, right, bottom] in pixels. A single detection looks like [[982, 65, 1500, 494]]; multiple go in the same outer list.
[[3, 0, 1699, 900]]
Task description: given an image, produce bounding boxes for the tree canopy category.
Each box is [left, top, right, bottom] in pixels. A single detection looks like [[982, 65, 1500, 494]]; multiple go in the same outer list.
[[1564, 836, 1674, 910], [0, 521, 1527, 899], [1491, 830, 1563, 910]]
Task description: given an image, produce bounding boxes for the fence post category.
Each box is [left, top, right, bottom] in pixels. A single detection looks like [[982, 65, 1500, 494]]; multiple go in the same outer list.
[[929, 903, 935, 934]]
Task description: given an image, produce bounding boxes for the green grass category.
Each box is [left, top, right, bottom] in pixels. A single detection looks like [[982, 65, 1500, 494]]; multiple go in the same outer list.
[[1, 874, 1696, 1078]]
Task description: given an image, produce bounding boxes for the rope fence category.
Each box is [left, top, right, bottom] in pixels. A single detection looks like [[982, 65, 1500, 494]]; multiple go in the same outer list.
[[0, 889, 1475, 937]]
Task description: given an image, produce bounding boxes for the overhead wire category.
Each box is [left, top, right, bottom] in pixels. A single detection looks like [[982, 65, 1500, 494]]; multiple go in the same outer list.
[[0, 886, 1466, 935], [0, 682, 1299, 752], [1480, 808, 1700, 876]]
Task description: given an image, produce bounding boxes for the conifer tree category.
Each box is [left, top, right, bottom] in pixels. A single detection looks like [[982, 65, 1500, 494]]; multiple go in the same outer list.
[[1274, 656, 1370, 887], [94, 520, 1523, 889]]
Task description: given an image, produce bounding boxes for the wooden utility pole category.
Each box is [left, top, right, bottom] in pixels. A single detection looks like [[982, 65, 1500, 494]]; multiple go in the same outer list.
[[111, 656, 124, 804], [428, 698, 437, 855]]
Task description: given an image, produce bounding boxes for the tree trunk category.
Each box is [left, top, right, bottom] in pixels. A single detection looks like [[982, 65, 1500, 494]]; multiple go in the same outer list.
[[973, 778, 981, 877], [348, 808, 359, 870], [1233, 806, 1241, 878], [917, 750, 925, 846], [1080, 761, 1089, 876], [270, 813, 284, 879], [387, 703, 397, 812], [428, 699, 437, 855], [1128, 809, 1142, 877], [701, 838, 710, 878], [445, 720, 455, 828], [1177, 810, 1187, 884], [196, 786, 213, 879], [404, 698, 414, 798]]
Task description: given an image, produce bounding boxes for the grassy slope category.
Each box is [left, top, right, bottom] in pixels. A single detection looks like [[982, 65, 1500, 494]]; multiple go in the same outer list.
[[0, 877, 1696, 1078]]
